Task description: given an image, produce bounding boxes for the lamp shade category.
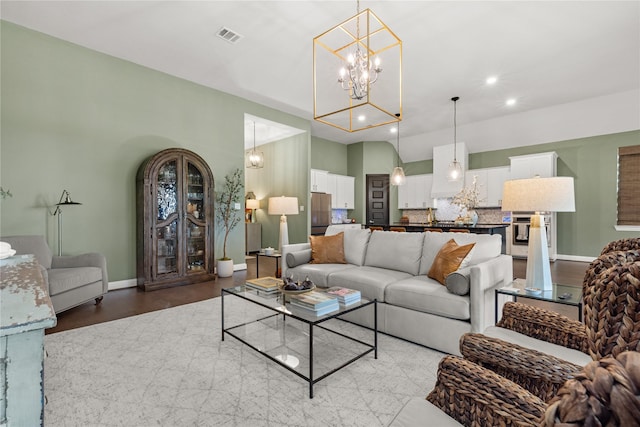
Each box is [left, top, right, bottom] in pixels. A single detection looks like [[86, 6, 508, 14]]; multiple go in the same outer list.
[[268, 196, 299, 216], [502, 177, 575, 212], [246, 199, 260, 210]]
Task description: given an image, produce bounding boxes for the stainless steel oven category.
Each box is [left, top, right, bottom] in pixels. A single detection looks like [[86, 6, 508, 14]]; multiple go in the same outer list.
[[509, 213, 555, 259]]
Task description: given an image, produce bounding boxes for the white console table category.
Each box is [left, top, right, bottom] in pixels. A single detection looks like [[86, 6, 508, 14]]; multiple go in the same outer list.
[[0, 255, 57, 426]]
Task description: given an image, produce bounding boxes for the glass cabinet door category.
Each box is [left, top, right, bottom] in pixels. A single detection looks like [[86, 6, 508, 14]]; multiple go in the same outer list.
[[186, 162, 206, 273], [156, 221, 177, 275], [155, 160, 179, 277]]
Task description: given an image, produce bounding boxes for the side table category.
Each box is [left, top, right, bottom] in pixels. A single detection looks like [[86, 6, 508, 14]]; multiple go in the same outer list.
[[256, 251, 282, 278], [1, 255, 57, 426], [495, 278, 583, 323]]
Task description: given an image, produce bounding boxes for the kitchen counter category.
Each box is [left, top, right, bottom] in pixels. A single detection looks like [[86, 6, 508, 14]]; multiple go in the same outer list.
[[367, 223, 509, 253]]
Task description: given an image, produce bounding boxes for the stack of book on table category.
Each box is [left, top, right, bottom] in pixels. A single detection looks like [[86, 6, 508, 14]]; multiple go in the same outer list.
[[289, 291, 339, 316], [326, 287, 361, 306], [245, 277, 280, 295]]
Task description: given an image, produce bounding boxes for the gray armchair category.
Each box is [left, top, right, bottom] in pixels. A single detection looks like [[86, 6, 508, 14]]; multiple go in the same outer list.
[[1, 235, 108, 313]]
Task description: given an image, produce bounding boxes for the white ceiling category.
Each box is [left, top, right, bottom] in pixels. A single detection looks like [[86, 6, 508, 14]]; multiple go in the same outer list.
[[2, 1, 639, 160]]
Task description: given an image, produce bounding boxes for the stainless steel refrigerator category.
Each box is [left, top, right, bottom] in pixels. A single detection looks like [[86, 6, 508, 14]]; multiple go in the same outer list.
[[311, 192, 332, 235]]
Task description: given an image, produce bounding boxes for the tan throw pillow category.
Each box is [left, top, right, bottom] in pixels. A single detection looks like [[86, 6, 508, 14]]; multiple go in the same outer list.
[[428, 239, 476, 285], [309, 232, 347, 264]]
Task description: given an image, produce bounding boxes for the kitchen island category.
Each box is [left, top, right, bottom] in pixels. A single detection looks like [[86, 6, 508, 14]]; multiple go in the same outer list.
[[366, 223, 509, 254]]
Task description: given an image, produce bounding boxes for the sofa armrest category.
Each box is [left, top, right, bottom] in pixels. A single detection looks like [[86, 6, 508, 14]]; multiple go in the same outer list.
[[52, 253, 109, 293], [468, 254, 513, 333], [281, 243, 311, 278], [497, 302, 588, 353], [460, 332, 583, 402], [427, 355, 545, 427]]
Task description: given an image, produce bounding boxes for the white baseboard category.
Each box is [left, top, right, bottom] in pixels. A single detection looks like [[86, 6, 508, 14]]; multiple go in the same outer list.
[[109, 278, 137, 290], [556, 254, 596, 263], [110, 263, 249, 289]]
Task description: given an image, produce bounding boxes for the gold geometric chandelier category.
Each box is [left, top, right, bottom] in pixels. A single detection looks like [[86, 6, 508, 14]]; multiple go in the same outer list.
[[313, 0, 402, 132]]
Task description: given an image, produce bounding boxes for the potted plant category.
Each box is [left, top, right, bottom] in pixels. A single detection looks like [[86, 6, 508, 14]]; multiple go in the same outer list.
[[215, 168, 244, 277]]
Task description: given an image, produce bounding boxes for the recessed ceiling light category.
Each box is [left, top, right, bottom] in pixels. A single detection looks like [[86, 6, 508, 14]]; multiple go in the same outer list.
[[390, 127, 398, 133], [506, 98, 517, 106], [486, 76, 498, 85], [358, 115, 366, 122]]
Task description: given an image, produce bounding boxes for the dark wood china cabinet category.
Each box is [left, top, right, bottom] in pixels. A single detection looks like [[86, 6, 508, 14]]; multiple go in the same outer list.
[[136, 148, 215, 290]]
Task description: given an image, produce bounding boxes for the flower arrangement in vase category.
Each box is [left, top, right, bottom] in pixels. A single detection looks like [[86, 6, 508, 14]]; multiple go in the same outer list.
[[451, 175, 483, 226]]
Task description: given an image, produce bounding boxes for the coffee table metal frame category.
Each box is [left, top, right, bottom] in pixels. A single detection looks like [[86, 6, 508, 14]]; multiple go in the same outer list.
[[221, 285, 377, 398], [495, 279, 583, 322]]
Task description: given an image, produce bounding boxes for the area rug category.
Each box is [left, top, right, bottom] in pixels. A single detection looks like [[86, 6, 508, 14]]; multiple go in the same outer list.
[[44, 297, 444, 426]]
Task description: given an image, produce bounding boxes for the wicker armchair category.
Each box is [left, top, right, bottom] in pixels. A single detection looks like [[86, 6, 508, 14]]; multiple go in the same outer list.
[[468, 248, 640, 402], [599, 237, 640, 255], [413, 352, 640, 427]]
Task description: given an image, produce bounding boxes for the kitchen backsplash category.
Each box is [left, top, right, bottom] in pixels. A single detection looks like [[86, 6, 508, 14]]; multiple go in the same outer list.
[[332, 209, 349, 224], [402, 199, 508, 224]]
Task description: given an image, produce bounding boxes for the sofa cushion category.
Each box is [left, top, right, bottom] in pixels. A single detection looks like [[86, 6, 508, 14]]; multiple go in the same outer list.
[[286, 263, 356, 288], [2, 235, 53, 269], [329, 266, 413, 302], [419, 232, 501, 275], [428, 239, 475, 285], [48, 266, 103, 296], [310, 233, 346, 264], [445, 266, 472, 295], [385, 276, 471, 320], [389, 397, 463, 427], [286, 249, 312, 268], [483, 326, 592, 367], [338, 228, 371, 266], [364, 231, 425, 275]]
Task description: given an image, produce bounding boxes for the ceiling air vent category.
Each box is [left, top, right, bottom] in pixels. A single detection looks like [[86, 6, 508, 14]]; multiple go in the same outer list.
[[216, 27, 243, 44]]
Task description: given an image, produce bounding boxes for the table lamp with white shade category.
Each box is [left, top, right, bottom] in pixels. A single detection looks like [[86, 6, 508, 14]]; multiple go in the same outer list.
[[246, 198, 260, 223], [502, 176, 575, 292], [268, 196, 299, 253]]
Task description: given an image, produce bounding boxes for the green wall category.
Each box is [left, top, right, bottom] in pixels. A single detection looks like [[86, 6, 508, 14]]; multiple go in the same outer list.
[[310, 136, 348, 174], [404, 130, 640, 257], [0, 21, 310, 281]]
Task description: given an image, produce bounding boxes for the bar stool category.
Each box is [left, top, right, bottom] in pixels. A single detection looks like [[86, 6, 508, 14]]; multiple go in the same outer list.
[[425, 228, 443, 232], [369, 226, 384, 231], [450, 228, 470, 233], [390, 227, 406, 232]]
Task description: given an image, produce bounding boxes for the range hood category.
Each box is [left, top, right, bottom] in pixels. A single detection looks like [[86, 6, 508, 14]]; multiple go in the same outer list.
[[431, 143, 468, 198]]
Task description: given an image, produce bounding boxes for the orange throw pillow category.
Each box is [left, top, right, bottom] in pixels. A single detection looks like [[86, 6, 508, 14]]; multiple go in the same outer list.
[[428, 239, 476, 285], [309, 232, 347, 264]]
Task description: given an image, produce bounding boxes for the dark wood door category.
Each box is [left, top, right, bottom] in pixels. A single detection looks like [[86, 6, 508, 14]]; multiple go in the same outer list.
[[366, 174, 389, 225]]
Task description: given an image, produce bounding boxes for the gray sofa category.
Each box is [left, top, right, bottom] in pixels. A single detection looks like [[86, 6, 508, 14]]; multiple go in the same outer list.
[[1, 235, 108, 314], [282, 228, 512, 355]]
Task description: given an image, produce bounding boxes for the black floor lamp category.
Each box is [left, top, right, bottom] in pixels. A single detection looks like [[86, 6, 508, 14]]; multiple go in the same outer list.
[[51, 190, 81, 256]]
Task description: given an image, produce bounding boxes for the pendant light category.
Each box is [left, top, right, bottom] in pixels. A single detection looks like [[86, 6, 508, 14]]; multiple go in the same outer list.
[[391, 113, 406, 186], [447, 96, 463, 182], [246, 121, 264, 169]]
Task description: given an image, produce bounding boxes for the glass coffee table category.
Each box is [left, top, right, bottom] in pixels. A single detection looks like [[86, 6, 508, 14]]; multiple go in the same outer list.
[[495, 278, 583, 322], [221, 284, 377, 398]]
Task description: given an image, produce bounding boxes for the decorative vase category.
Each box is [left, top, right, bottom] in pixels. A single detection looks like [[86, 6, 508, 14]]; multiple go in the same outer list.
[[468, 210, 479, 226], [217, 259, 234, 277]]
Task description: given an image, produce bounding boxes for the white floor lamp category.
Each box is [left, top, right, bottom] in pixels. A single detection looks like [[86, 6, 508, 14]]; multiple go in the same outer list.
[[502, 176, 575, 292], [268, 196, 299, 253]]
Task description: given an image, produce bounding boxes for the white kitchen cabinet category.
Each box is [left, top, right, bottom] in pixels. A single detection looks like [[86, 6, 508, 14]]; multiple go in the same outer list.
[[398, 174, 434, 209], [310, 169, 329, 193], [509, 152, 557, 180], [487, 167, 510, 207], [466, 167, 509, 207], [328, 173, 355, 209]]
